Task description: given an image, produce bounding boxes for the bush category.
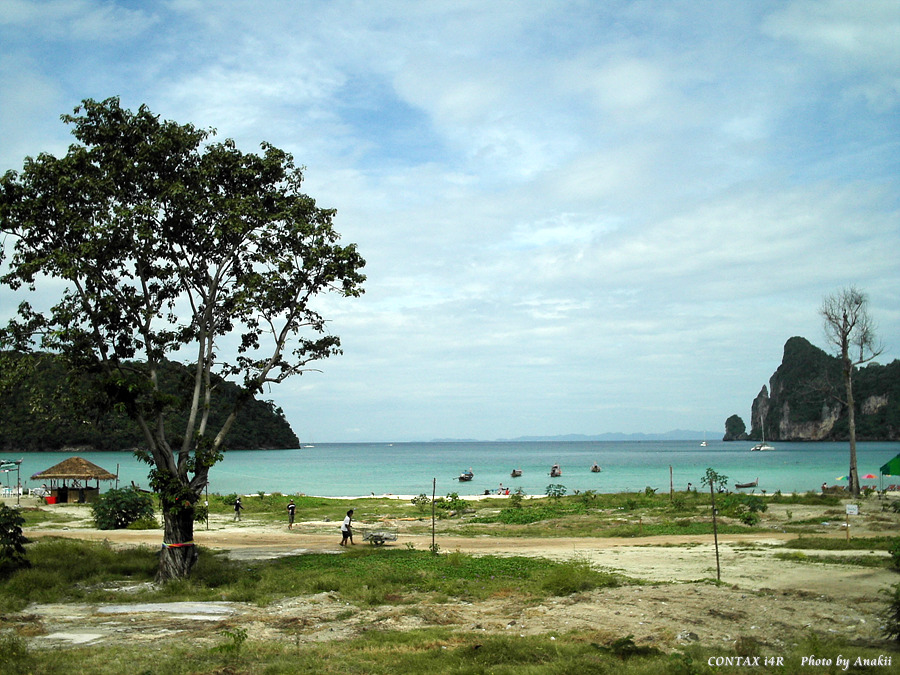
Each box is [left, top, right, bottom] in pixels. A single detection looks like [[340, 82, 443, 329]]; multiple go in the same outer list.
[[545, 484, 567, 499], [91, 487, 155, 530], [0, 504, 30, 576], [890, 538, 900, 571]]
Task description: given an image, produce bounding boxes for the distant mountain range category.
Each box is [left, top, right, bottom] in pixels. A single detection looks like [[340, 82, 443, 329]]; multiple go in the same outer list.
[[432, 430, 711, 443]]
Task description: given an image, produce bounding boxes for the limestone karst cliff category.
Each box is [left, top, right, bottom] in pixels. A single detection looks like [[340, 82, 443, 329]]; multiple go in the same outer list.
[[724, 336, 899, 442]]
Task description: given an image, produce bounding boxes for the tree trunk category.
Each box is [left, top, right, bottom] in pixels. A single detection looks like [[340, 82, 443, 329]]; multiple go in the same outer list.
[[157, 502, 198, 581], [844, 365, 860, 498]]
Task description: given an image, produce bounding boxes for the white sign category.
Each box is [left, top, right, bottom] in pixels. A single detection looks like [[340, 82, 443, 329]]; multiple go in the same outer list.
[[845, 504, 859, 516]]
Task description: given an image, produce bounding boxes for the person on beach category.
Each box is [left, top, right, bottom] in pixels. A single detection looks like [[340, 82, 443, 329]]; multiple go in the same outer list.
[[233, 497, 243, 521], [340, 509, 354, 546], [287, 499, 296, 529]]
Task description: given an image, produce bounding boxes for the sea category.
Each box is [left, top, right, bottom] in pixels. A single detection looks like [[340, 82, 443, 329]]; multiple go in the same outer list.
[[7, 440, 900, 498]]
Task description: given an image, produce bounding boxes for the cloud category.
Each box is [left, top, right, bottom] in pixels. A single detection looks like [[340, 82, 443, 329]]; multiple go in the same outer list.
[[1, 1, 898, 441]]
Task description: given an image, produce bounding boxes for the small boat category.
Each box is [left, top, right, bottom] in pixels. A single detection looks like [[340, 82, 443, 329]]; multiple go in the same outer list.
[[735, 478, 759, 489], [458, 468, 474, 482], [700, 441, 708, 447], [590, 463, 602, 473], [549, 463, 562, 478], [510, 469, 522, 478]]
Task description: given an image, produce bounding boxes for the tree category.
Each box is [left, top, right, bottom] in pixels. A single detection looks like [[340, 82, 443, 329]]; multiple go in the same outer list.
[[0, 504, 30, 576], [820, 287, 883, 498], [701, 468, 728, 581], [0, 98, 365, 579]]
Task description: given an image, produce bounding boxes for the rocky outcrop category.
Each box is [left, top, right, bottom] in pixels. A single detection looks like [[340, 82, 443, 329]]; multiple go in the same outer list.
[[726, 336, 900, 442]]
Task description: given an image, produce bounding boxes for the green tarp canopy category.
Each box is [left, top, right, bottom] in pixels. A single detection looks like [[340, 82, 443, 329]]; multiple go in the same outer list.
[[880, 454, 900, 477]]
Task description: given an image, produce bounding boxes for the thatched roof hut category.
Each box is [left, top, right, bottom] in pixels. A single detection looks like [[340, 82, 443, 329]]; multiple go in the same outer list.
[[31, 457, 117, 487]]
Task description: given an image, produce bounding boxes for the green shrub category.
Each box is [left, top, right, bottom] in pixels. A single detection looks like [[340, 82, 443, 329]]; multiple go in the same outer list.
[[411, 494, 431, 512], [890, 538, 900, 570], [0, 504, 30, 576], [545, 484, 567, 499], [91, 487, 155, 530], [508, 487, 525, 508]]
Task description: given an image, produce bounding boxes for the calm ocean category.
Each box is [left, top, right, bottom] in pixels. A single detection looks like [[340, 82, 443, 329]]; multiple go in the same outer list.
[[9, 440, 899, 498]]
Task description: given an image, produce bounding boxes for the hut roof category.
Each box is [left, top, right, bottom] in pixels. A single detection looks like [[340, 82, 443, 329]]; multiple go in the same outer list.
[[31, 457, 117, 481]]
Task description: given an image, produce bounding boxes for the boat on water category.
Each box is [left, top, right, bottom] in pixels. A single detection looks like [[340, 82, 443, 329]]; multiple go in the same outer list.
[[458, 468, 474, 482], [750, 430, 774, 451], [700, 441, 708, 447], [735, 478, 759, 489], [510, 469, 522, 477], [590, 463, 602, 473], [549, 463, 562, 478]]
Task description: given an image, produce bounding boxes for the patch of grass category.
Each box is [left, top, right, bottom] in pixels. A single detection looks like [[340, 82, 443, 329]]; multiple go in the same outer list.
[[5, 626, 899, 674], [2, 537, 625, 612], [17, 506, 79, 527], [774, 551, 892, 568], [782, 536, 899, 551], [1, 538, 158, 611]]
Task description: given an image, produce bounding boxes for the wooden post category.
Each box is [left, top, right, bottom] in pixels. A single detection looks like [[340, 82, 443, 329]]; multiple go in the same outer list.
[[710, 482, 721, 581], [431, 478, 436, 553], [669, 465, 673, 502]]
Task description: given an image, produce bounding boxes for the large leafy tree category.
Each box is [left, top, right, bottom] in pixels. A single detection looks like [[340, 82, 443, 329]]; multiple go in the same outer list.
[[0, 98, 365, 579], [820, 286, 883, 498]]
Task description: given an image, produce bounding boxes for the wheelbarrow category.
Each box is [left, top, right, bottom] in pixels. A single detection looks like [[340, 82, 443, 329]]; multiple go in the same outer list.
[[360, 528, 398, 546]]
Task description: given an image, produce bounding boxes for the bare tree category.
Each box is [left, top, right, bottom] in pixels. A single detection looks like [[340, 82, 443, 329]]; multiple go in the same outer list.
[[820, 287, 883, 498]]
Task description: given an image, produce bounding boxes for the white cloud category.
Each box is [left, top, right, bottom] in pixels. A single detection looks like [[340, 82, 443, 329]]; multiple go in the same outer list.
[[1, 0, 898, 441]]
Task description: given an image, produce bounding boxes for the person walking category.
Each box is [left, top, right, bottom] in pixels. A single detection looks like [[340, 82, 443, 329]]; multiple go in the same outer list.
[[287, 499, 296, 530], [233, 497, 243, 521], [340, 509, 354, 546]]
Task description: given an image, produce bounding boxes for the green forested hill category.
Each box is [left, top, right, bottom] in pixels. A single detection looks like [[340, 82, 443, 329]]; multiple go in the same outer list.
[[0, 352, 300, 451], [725, 336, 900, 442]]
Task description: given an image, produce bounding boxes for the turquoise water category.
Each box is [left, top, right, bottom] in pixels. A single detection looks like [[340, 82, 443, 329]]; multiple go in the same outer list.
[[8, 440, 899, 497]]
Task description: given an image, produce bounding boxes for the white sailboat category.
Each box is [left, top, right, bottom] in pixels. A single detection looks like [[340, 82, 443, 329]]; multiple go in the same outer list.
[[750, 429, 774, 451]]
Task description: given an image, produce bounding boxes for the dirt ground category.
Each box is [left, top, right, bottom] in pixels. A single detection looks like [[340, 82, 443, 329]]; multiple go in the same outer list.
[[8, 497, 900, 652]]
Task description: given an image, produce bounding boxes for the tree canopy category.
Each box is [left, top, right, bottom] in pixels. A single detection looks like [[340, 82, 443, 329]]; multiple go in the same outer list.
[[0, 97, 365, 578]]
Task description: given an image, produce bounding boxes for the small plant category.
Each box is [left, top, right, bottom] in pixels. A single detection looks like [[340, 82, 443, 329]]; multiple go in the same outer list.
[[644, 486, 657, 496], [883, 582, 900, 642], [0, 504, 30, 576], [91, 487, 155, 530], [890, 538, 900, 571], [545, 484, 567, 500], [213, 627, 248, 655], [739, 511, 761, 526], [411, 493, 431, 512], [509, 487, 526, 508]]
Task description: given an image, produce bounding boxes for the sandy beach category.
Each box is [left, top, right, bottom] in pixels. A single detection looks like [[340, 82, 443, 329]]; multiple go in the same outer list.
[[9, 494, 898, 652]]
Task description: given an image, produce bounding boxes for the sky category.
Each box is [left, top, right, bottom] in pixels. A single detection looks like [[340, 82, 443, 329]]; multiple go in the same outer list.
[[1, 1, 898, 443]]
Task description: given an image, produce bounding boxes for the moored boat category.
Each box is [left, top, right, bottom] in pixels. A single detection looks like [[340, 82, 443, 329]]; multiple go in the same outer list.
[[735, 478, 759, 489], [590, 463, 602, 473], [549, 463, 562, 477], [458, 468, 474, 482], [510, 469, 522, 477]]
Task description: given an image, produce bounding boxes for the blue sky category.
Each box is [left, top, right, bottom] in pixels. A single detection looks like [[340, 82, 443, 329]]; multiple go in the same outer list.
[[1, 1, 898, 442]]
